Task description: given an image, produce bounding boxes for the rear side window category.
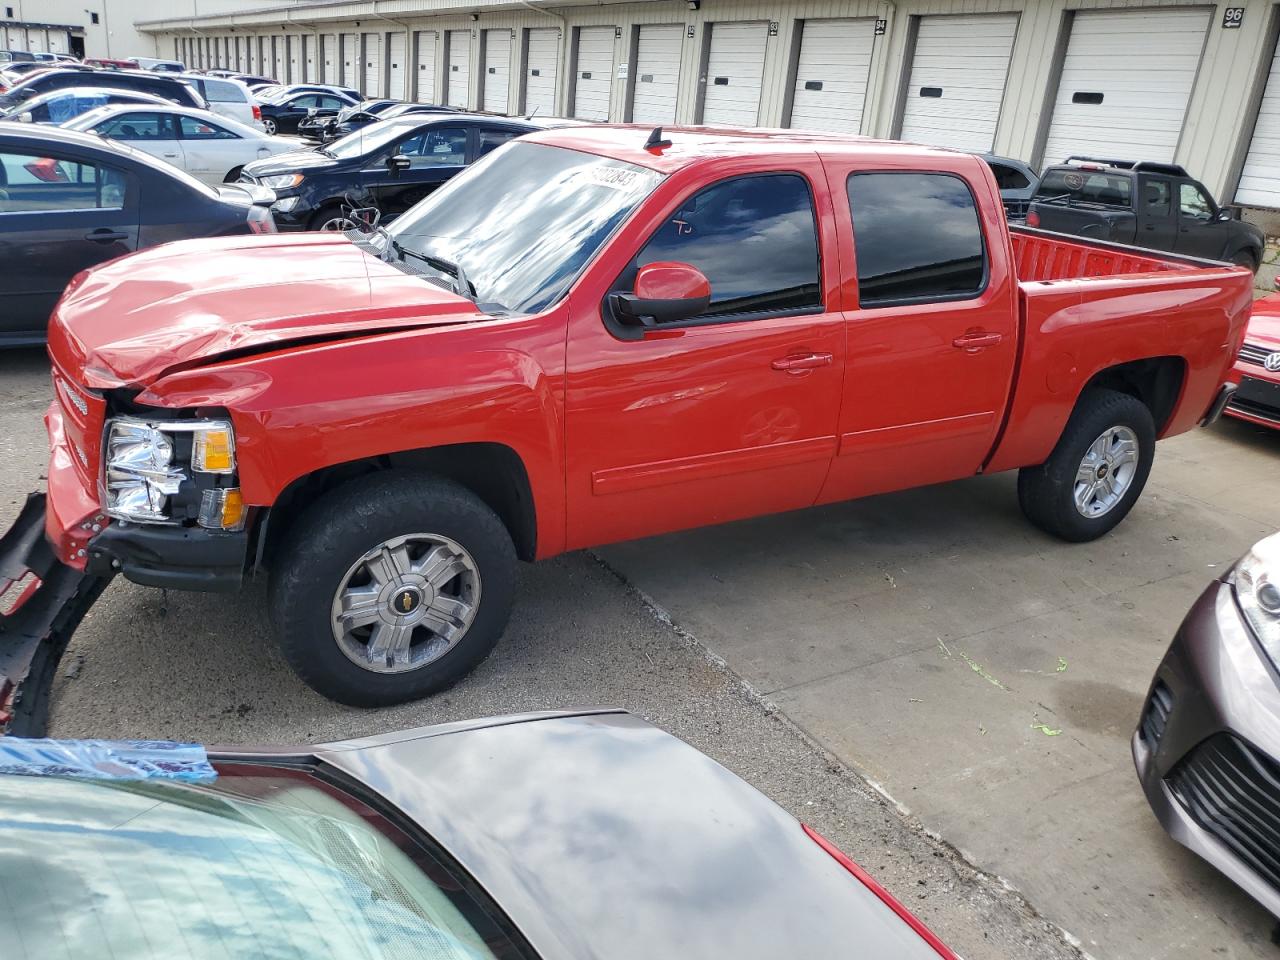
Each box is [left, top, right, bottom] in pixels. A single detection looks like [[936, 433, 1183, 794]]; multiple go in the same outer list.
[[1142, 179, 1171, 217], [1035, 169, 1132, 208], [0, 150, 127, 212], [989, 163, 1031, 191], [179, 115, 240, 140], [633, 173, 822, 318], [847, 172, 986, 307], [204, 78, 246, 102], [479, 128, 518, 156]]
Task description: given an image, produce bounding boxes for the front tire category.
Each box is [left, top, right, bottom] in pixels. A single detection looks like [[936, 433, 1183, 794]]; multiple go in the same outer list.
[[1230, 250, 1259, 272], [269, 472, 517, 707], [1017, 388, 1156, 542]]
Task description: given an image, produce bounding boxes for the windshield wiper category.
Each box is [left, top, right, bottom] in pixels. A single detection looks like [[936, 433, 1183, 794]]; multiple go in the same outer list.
[[392, 241, 475, 303]]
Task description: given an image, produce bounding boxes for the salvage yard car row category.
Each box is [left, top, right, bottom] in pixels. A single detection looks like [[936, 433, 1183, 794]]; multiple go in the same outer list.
[[0, 52, 1278, 960]]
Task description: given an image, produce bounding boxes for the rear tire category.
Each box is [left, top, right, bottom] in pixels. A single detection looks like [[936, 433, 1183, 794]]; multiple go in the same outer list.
[[262, 117, 278, 136], [1017, 388, 1156, 542], [269, 472, 517, 707]]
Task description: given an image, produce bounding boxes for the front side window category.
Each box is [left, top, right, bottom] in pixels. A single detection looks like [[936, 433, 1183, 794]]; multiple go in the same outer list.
[[396, 127, 468, 167], [179, 115, 239, 140], [0, 150, 127, 212], [95, 112, 174, 141], [1179, 182, 1213, 220], [847, 172, 986, 307], [632, 173, 822, 318]]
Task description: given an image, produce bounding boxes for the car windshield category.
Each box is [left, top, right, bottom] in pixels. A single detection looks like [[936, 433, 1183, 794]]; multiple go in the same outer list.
[[0, 769, 515, 959], [1035, 169, 1132, 208], [387, 141, 663, 315]]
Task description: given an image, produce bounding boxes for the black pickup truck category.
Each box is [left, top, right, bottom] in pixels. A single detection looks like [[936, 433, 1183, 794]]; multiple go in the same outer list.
[[1027, 157, 1264, 270]]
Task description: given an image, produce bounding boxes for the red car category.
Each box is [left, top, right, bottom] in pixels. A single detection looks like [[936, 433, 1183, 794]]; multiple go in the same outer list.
[[1224, 289, 1280, 428], [0, 126, 1254, 718], [82, 58, 140, 71]]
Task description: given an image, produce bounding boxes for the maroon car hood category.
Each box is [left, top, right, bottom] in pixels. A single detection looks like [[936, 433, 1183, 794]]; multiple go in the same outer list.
[[48, 232, 482, 389]]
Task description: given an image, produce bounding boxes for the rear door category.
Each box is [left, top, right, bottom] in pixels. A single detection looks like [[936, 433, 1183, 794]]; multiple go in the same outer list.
[[1135, 175, 1175, 250], [565, 162, 845, 548], [1174, 180, 1223, 259], [0, 144, 138, 340], [818, 167, 1019, 503]]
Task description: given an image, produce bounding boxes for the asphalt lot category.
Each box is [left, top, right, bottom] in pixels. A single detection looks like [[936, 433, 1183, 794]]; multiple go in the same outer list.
[[2, 344, 1277, 959]]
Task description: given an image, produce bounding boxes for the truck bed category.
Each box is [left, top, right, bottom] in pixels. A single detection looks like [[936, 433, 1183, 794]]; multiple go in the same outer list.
[[1010, 226, 1199, 281]]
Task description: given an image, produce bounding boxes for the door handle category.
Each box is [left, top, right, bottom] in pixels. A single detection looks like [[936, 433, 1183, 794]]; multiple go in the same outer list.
[[952, 330, 1003, 351], [162, 153, 179, 159], [771, 352, 833, 372], [85, 229, 129, 243]]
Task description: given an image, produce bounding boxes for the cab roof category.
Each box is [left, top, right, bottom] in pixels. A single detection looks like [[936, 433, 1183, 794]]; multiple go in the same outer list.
[[522, 123, 978, 174]]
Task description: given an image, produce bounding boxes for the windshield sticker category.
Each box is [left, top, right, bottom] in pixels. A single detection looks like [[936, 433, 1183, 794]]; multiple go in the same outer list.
[[571, 165, 645, 190], [1063, 172, 1084, 190]]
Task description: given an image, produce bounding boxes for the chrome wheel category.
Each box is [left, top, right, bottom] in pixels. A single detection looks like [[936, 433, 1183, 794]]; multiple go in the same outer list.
[[262, 118, 277, 135], [318, 215, 358, 231], [1073, 425, 1140, 518], [330, 533, 481, 674]]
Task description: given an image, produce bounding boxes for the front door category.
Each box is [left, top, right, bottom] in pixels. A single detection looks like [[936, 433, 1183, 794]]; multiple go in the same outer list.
[[565, 163, 845, 549], [1174, 180, 1223, 259], [818, 168, 1020, 503], [176, 114, 250, 184], [0, 146, 138, 340], [366, 123, 468, 216]]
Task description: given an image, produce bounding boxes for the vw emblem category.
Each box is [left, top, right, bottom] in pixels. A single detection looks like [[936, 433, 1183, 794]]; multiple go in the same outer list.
[[1266, 352, 1280, 373]]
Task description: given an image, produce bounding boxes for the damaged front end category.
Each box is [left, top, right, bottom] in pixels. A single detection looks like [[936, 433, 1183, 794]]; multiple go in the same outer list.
[[0, 494, 110, 737]]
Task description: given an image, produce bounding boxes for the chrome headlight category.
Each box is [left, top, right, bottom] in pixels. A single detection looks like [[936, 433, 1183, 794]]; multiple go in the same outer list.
[[1234, 531, 1280, 665], [103, 417, 238, 525]]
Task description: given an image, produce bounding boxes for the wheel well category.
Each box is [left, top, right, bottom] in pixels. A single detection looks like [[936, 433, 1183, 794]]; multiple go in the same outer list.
[[257, 443, 537, 568], [1083, 357, 1186, 433]]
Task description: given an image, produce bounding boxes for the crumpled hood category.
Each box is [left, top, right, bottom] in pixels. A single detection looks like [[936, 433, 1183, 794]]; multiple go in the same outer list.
[[1247, 293, 1280, 349], [49, 232, 481, 389]]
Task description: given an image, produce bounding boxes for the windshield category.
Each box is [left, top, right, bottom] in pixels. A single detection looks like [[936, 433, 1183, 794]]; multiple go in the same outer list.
[[1035, 169, 1132, 208], [388, 142, 663, 315], [0, 769, 517, 959]]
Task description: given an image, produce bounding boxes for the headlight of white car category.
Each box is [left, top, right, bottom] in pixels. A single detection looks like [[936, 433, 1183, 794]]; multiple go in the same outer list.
[[1233, 531, 1280, 664], [103, 417, 244, 530], [258, 173, 303, 189]]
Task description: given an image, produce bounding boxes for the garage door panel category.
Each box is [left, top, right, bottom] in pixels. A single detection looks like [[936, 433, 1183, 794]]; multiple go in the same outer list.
[[341, 33, 358, 87], [524, 28, 559, 115], [631, 24, 682, 124], [898, 14, 1017, 152], [701, 21, 768, 126], [484, 31, 512, 113], [1041, 8, 1210, 165], [447, 30, 471, 108], [1238, 34, 1280, 206], [364, 33, 382, 97], [415, 32, 438, 102], [573, 26, 615, 120], [388, 33, 407, 99]]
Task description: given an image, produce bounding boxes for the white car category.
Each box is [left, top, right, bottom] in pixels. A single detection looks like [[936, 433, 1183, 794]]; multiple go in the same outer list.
[[174, 73, 262, 129], [63, 104, 298, 184]]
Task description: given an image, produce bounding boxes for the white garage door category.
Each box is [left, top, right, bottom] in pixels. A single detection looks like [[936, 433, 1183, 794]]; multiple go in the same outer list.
[[788, 18, 876, 133], [303, 35, 316, 82], [273, 36, 287, 83], [700, 21, 768, 126], [1238, 36, 1280, 206], [321, 34, 337, 82], [484, 30, 511, 113], [388, 32, 408, 99], [630, 24, 683, 124], [415, 31, 438, 102], [447, 30, 471, 108], [899, 14, 1017, 152], [2, 26, 23, 50], [290, 35, 303, 82], [573, 26, 614, 121], [341, 33, 358, 88], [524, 28, 559, 116], [364, 33, 382, 97], [1041, 8, 1211, 165]]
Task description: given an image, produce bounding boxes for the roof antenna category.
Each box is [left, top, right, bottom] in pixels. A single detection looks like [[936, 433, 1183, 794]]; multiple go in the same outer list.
[[644, 126, 672, 151]]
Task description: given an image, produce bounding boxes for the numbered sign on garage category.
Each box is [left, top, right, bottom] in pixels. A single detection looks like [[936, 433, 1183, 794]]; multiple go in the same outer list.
[[483, 30, 512, 113], [388, 32, 407, 99], [699, 21, 769, 126], [363, 33, 382, 97], [524, 28, 560, 116], [787, 18, 876, 134], [446, 30, 472, 108], [572, 26, 615, 121], [1041, 8, 1211, 164], [341, 33, 358, 87], [1233, 33, 1280, 205], [415, 31, 438, 102], [898, 14, 1017, 152], [629, 23, 683, 124]]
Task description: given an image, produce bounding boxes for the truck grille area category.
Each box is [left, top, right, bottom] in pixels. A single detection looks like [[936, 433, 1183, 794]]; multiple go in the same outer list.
[[1167, 734, 1280, 891], [1238, 342, 1278, 367]]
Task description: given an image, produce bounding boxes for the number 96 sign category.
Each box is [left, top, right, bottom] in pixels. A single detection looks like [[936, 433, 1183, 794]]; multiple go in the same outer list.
[[1222, 7, 1244, 28]]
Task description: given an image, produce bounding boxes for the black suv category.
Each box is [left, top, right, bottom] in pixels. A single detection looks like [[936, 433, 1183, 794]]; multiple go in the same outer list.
[[1027, 157, 1265, 270], [242, 113, 548, 231], [0, 69, 206, 111]]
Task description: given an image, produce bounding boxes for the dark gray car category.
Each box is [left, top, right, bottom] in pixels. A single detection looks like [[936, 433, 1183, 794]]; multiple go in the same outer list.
[[1134, 530, 1280, 918], [0, 710, 958, 959]]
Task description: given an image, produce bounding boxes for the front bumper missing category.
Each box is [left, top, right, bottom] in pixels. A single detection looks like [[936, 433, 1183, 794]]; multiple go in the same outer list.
[[0, 493, 110, 736]]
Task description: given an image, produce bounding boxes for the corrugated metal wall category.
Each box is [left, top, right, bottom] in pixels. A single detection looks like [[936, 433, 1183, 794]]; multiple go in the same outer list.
[[149, 0, 1280, 206]]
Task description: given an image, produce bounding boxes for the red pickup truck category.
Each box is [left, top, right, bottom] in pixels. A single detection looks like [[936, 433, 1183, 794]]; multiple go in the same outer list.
[[0, 126, 1253, 722]]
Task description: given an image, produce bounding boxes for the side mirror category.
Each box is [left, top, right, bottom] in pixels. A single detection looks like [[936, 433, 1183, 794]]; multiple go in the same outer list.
[[1215, 208, 1234, 222], [17, 111, 32, 123], [611, 261, 711, 327], [386, 154, 411, 177]]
